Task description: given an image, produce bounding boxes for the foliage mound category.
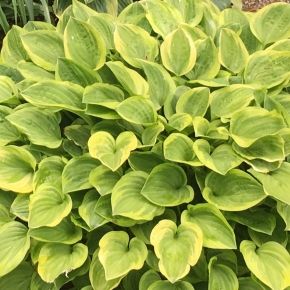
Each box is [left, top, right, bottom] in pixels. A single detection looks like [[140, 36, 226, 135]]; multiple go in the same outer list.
[[0, 0, 290, 289]]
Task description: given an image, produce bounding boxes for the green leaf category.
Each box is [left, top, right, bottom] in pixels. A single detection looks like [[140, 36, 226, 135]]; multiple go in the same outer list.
[[193, 139, 242, 175], [114, 23, 158, 68], [83, 83, 124, 109], [277, 201, 290, 231], [0, 262, 34, 290], [28, 184, 72, 228], [21, 80, 85, 111], [0, 221, 30, 277], [203, 169, 266, 211], [148, 280, 194, 290], [0, 204, 13, 226], [6, 107, 62, 149], [78, 190, 107, 230], [98, 231, 148, 280], [238, 277, 265, 290], [116, 96, 157, 125], [38, 243, 88, 283], [106, 61, 149, 96], [244, 50, 290, 89], [56, 58, 101, 87], [139, 270, 161, 290], [141, 163, 194, 206], [240, 240, 290, 290], [10, 194, 29, 222], [249, 162, 290, 205], [208, 257, 238, 290], [64, 18, 106, 70], [72, 0, 98, 21], [181, 203, 236, 249], [150, 219, 203, 283], [21, 30, 64, 71], [111, 171, 164, 220], [230, 107, 286, 147], [62, 154, 100, 194], [176, 87, 210, 117], [210, 84, 255, 118], [89, 249, 123, 290], [218, 28, 248, 73], [28, 217, 82, 244], [1, 26, 29, 68], [0, 76, 18, 104], [88, 131, 138, 171], [0, 145, 36, 193], [163, 133, 201, 166], [17, 61, 54, 81], [250, 2, 290, 45], [232, 135, 285, 162], [161, 27, 196, 76], [144, 0, 183, 38], [89, 165, 122, 196]]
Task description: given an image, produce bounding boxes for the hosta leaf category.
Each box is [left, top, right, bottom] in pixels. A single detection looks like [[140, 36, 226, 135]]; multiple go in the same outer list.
[[83, 83, 124, 109], [150, 219, 203, 283], [89, 165, 122, 196], [210, 84, 255, 118], [208, 257, 238, 290], [6, 107, 62, 149], [33, 156, 65, 191], [139, 270, 161, 290], [161, 27, 196, 76], [141, 163, 194, 206], [21, 30, 64, 71], [0, 76, 17, 104], [89, 249, 123, 290], [225, 208, 276, 235], [106, 61, 149, 96], [0, 146, 36, 193], [238, 277, 265, 290], [277, 201, 290, 231], [144, 0, 183, 38], [181, 204, 236, 249], [176, 87, 210, 117], [111, 171, 164, 220], [218, 28, 248, 74], [0, 221, 30, 277], [232, 135, 285, 162], [240, 240, 290, 290], [56, 58, 101, 87], [38, 243, 88, 283], [1, 26, 29, 68], [140, 60, 176, 109], [0, 262, 34, 290], [193, 139, 242, 175], [203, 170, 266, 211], [163, 133, 201, 166], [28, 184, 72, 228], [28, 218, 82, 244], [230, 107, 286, 147], [116, 96, 157, 125], [17, 61, 54, 81], [187, 37, 220, 80], [0, 204, 13, 226], [62, 154, 100, 194], [244, 50, 290, 89], [88, 131, 138, 171], [98, 231, 147, 280], [10, 194, 29, 222], [21, 80, 85, 111], [114, 24, 158, 67], [250, 3, 290, 45], [141, 122, 164, 147], [148, 280, 194, 290], [79, 191, 107, 231], [88, 14, 115, 50], [72, 0, 98, 21], [249, 162, 290, 205], [64, 18, 106, 70]]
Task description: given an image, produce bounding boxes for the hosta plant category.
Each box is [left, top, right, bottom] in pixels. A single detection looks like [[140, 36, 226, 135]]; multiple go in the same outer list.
[[0, 0, 290, 289]]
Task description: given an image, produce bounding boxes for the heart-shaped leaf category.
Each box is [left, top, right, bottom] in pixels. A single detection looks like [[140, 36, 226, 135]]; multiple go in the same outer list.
[[141, 163, 194, 206], [150, 219, 203, 283], [98, 231, 148, 280], [88, 131, 138, 171]]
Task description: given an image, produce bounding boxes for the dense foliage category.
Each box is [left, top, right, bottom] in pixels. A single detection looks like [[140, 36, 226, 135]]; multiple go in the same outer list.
[[0, 0, 290, 289]]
